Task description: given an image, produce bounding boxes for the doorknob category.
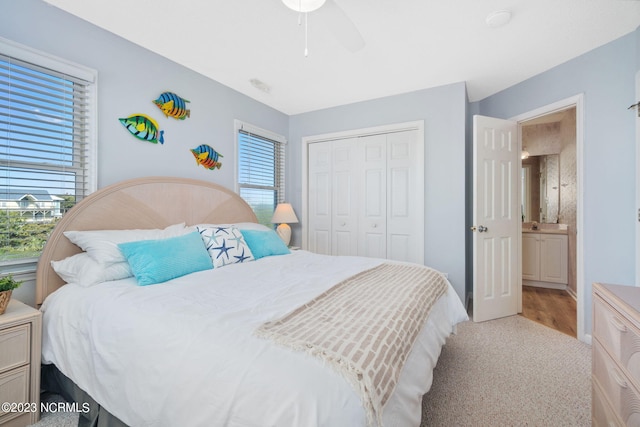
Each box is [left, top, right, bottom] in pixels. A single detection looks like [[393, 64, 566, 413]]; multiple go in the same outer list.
[[470, 225, 488, 232]]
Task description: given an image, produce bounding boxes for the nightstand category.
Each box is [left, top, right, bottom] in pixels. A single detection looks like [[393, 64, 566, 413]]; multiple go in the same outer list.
[[0, 299, 42, 427]]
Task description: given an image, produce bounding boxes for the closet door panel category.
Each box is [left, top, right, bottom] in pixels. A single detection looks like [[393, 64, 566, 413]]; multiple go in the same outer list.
[[390, 167, 410, 218], [308, 142, 332, 255], [388, 166, 412, 261], [359, 135, 387, 258], [332, 139, 359, 256], [306, 124, 424, 263], [387, 130, 422, 264], [389, 234, 410, 262]]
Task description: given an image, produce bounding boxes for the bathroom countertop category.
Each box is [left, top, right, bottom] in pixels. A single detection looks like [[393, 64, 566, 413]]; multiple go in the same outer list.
[[522, 227, 568, 235]]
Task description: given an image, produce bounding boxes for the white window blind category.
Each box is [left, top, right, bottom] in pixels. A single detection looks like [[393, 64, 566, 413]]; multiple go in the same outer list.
[[236, 122, 285, 227], [0, 42, 96, 262]]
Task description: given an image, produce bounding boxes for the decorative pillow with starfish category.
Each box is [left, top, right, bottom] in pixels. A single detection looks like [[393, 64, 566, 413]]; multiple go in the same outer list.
[[196, 225, 255, 268]]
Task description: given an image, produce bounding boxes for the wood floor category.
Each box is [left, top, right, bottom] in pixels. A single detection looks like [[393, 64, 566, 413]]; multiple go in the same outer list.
[[520, 285, 577, 338]]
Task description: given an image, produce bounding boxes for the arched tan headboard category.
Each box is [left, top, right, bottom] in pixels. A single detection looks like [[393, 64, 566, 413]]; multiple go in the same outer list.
[[36, 176, 258, 306]]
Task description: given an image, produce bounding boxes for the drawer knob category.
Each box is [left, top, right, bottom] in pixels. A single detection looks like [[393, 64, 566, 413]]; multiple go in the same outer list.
[[611, 316, 627, 333]]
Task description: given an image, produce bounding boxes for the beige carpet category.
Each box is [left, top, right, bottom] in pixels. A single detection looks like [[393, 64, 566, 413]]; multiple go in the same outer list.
[[421, 315, 591, 426], [31, 315, 591, 427]]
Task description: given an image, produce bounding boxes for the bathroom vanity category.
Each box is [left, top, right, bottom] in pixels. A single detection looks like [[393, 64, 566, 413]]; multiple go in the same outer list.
[[522, 224, 568, 289]]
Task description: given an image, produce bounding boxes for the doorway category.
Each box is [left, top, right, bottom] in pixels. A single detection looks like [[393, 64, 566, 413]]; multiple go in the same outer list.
[[513, 96, 583, 340]]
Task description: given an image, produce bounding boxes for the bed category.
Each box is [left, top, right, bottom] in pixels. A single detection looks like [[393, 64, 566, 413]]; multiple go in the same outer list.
[[36, 176, 468, 427]]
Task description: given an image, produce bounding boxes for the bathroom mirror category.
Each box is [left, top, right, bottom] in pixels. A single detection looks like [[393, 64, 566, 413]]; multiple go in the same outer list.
[[521, 154, 560, 223]]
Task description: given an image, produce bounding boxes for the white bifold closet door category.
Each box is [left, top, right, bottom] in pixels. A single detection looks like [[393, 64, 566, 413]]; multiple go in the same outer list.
[[307, 129, 423, 264]]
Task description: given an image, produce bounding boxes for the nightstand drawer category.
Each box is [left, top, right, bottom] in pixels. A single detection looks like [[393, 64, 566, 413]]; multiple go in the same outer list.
[[593, 339, 640, 425], [0, 365, 29, 419], [594, 296, 640, 389], [0, 325, 30, 374]]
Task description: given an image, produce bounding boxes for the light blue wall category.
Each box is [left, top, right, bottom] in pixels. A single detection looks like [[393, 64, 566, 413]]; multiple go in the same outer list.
[[0, 0, 288, 191], [4, 0, 637, 323], [288, 83, 468, 302], [1, 0, 288, 306], [474, 29, 639, 336]]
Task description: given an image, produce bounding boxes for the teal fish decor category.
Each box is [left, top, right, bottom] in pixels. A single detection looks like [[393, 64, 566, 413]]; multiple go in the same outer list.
[[119, 114, 164, 144], [153, 92, 190, 120], [191, 144, 223, 170]]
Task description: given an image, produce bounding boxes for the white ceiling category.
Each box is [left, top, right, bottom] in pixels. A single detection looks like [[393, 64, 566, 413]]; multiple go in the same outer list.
[[43, 0, 640, 115]]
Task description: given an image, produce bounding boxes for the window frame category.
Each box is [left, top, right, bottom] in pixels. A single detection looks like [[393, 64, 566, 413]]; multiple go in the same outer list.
[[0, 37, 98, 267], [234, 119, 286, 225]]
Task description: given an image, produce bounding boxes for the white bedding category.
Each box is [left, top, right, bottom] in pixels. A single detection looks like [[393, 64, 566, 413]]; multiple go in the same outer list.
[[41, 250, 468, 427]]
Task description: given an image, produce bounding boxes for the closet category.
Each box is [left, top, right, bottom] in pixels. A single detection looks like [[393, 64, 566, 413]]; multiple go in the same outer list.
[[306, 127, 424, 264]]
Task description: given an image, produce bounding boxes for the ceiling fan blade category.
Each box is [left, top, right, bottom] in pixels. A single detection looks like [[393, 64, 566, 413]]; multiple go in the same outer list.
[[315, 0, 365, 52]]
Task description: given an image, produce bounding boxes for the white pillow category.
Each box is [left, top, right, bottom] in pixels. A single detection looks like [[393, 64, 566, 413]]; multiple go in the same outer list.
[[196, 225, 255, 268], [195, 222, 272, 232], [64, 223, 188, 266], [51, 253, 132, 286]]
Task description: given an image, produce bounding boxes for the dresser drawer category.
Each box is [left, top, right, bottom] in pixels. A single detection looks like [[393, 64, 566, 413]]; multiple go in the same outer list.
[[0, 324, 30, 375], [593, 378, 624, 427], [0, 365, 29, 420], [594, 296, 640, 389], [593, 339, 640, 426]]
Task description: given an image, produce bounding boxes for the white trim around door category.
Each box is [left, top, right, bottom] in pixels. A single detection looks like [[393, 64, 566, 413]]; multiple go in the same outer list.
[[510, 93, 587, 344]]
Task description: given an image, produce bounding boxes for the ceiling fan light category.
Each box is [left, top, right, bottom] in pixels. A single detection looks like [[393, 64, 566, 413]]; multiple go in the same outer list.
[[282, 0, 326, 13]]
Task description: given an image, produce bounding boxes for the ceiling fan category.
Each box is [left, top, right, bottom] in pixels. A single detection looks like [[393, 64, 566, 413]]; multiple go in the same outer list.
[[281, 0, 365, 55]]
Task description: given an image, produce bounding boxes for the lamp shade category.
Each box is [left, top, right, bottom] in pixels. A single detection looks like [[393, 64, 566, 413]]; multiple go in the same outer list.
[[271, 203, 299, 224]]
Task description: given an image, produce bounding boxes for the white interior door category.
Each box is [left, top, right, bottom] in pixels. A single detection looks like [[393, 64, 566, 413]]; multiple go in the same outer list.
[[304, 121, 424, 261], [472, 115, 520, 322], [386, 129, 423, 264], [308, 142, 332, 255], [332, 139, 359, 256], [359, 134, 387, 258]]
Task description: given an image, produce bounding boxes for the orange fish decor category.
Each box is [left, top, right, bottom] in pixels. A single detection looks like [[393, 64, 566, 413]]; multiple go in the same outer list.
[[191, 144, 223, 170], [153, 91, 190, 120]]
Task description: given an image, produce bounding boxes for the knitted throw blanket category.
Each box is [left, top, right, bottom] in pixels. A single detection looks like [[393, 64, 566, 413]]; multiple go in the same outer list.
[[255, 263, 448, 427]]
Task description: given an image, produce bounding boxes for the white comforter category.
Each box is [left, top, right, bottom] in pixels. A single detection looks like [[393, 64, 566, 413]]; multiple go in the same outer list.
[[41, 250, 468, 427]]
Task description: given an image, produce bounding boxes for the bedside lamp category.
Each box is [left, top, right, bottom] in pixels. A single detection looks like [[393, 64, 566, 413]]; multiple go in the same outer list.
[[271, 203, 299, 246]]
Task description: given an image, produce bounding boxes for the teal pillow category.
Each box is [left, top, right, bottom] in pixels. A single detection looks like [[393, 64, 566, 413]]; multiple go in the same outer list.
[[240, 229, 290, 260], [118, 231, 213, 286]]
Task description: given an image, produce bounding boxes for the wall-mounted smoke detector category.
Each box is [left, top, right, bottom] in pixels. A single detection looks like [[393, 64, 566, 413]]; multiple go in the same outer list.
[[486, 10, 512, 28], [250, 78, 271, 94]]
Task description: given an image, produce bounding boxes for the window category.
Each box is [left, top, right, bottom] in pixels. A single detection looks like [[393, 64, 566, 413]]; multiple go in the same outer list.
[[0, 39, 97, 262], [235, 121, 285, 227]]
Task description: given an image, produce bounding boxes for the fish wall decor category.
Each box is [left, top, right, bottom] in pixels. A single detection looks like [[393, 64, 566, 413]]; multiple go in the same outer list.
[[119, 114, 165, 144], [191, 144, 223, 170], [153, 92, 190, 120]]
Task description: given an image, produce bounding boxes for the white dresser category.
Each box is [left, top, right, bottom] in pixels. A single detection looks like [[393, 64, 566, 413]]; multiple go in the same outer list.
[[592, 282, 640, 426]]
